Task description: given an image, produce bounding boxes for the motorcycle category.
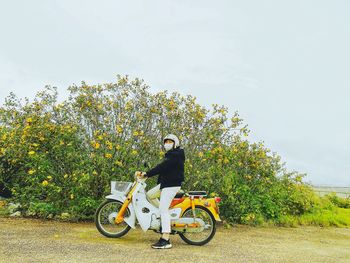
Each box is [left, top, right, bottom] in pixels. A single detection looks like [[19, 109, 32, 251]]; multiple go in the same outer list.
[[95, 172, 222, 246]]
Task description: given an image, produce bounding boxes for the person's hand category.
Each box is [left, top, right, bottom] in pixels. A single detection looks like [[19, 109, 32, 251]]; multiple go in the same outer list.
[[135, 171, 147, 178]]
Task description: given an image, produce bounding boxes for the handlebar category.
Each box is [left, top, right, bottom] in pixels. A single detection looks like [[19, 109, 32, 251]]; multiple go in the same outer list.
[[134, 171, 147, 182]]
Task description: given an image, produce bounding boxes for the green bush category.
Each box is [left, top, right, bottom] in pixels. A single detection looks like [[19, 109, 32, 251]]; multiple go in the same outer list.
[[325, 193, 350, 208], [0, 76, 328, 224], [27, 202, 59, 218]]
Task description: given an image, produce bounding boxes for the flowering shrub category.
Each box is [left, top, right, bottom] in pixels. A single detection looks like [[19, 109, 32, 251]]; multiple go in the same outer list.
[[0, 75, 316, 222]]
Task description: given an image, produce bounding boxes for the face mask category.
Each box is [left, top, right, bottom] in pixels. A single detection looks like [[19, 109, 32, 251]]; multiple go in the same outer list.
[[164, 143, 174, 152]]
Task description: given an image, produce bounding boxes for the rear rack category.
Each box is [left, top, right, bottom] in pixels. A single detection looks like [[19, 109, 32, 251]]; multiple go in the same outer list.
[[173, 190, 207, 199], [187, 191, 207, 197]]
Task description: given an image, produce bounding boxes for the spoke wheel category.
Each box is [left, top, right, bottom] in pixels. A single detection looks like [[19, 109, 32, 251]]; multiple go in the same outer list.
[[179, 205, 216, 246], [95, 199, 131, 238]]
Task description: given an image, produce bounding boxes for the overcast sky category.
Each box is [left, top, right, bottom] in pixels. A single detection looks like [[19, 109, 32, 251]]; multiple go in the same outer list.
[[1, 1, 349, 186]]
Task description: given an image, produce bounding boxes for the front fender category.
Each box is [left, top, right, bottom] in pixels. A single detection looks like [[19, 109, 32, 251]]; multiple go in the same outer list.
[[105, 194, 136, 229]]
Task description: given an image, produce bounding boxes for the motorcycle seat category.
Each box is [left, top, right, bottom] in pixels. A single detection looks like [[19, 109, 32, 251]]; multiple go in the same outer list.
[[174, 189, 185, 198]]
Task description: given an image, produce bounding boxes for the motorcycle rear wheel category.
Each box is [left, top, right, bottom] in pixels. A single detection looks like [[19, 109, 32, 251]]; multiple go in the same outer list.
[[178, 205, 216, 246]]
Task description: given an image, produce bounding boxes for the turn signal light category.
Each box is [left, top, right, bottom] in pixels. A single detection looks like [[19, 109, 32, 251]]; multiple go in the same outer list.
[[214, 197, 221, 203]]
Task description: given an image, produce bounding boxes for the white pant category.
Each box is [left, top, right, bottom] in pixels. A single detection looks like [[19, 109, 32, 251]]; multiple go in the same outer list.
[[146, 184, 181, 233], [146, 184, 161, 208]]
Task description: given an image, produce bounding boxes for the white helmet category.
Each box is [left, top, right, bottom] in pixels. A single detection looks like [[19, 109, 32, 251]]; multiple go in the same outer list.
[[163, 134, 180, 148]]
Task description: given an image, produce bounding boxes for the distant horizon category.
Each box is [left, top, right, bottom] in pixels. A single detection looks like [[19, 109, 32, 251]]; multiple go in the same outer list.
[[310, 184, 350, 188]]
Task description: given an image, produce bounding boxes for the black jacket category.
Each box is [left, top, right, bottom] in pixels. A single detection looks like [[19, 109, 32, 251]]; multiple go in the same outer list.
[[146, 147, 185, 189]]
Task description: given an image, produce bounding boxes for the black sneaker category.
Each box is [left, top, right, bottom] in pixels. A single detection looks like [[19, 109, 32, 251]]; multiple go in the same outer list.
[[151, 237, 172, 249]]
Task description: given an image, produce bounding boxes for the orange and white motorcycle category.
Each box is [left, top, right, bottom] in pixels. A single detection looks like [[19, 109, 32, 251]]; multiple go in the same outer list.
[[95, 172, 221, 245]]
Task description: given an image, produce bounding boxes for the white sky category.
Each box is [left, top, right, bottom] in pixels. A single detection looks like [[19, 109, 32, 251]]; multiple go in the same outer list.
[[0, 1, 349, 186]]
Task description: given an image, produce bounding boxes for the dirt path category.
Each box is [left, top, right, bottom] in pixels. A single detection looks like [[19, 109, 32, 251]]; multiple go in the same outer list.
[[0, 217, 349, 263]]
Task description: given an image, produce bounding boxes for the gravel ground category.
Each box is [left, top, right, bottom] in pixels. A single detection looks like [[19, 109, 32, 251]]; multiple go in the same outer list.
[[0, 217, 349, 263]]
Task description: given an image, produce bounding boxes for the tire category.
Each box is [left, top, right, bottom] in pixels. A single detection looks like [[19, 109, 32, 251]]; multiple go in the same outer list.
[[95, 199, 131, 238], [179, 205, 216, 246]]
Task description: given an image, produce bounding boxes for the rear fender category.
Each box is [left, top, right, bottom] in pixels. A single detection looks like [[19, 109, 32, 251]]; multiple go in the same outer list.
[[172, 197, 222, 221]]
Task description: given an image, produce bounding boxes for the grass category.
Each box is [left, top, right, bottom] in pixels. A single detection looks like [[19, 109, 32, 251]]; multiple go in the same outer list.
[[277, 207, 350, 227], [0, 201, 9, 216]]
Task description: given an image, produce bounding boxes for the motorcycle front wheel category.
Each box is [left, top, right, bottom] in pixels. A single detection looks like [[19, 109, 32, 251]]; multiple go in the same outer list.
[[95, 199, 131, 238], [179, 205, 216, 246]]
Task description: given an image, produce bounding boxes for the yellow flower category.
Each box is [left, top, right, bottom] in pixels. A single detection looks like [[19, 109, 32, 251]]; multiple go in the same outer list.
[[168, 100, 175, 108], [64, 174, 69, 179], [47, 175, 52, 180], [0, 148, 5, 156], [198, 152, 204, 158], [91, 141, 100, 149], [131, 150, 138, 156], [106, 141, 113, 150], [28, 151, 35, 155], [28, 169, 36, 175], [105, 153, 112, 159], [59, 140, 65, 145], [116, 125, 123, 133], [42, 180, 49, 186], [115, 144, 121, 150], [232, 117, 240, 123], [26, 117, 33, 123], [114, 160, 123, 167], [133, 131, 139, 136], [97, 135, 103, 140], [125, 101, 132, 110], [70, 194, 74, 199], [92, 170, 98, 175]]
